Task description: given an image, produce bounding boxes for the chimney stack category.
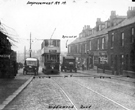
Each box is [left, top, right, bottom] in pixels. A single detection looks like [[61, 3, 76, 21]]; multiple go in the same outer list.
[[110, 11, 116, 19], [97, 18, 101, 22], [127, 6, 135, 19]]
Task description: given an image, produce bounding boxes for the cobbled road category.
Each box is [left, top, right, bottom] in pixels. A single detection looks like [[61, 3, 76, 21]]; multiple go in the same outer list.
[[3, 71, 135, 110]]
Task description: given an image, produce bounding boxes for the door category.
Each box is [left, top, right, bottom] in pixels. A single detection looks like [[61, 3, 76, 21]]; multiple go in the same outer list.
[[114, 55, 118, 74]]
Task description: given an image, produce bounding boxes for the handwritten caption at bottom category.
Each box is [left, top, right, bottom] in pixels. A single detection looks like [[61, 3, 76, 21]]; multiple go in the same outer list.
[[48, 104, 92, 109]]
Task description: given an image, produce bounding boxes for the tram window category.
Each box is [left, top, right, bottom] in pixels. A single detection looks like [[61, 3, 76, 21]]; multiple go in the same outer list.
[[45, 40, 49, 47], [57, 40, 60, 47], [53, 40, 56, 46], [26, 61, 37, 66]]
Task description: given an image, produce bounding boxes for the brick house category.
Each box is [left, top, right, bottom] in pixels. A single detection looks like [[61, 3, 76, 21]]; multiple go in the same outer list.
[[68, 10, 126, 71], [68, 7, 135, 77], [108, 7, 135, 77]]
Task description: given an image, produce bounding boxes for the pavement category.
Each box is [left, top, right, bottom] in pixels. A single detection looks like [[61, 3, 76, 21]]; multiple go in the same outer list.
[[77, 69, 135, 83], [0, 69, 33, 110]]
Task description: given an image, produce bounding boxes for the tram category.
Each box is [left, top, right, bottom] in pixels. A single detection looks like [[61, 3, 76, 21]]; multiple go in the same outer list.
[[41, 39, 60, 74]]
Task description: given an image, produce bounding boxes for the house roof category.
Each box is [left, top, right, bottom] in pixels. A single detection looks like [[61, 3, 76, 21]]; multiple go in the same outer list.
[[109, 16, 135, 30], [69, 16, 135, 45], [69, 29, 108, 45]]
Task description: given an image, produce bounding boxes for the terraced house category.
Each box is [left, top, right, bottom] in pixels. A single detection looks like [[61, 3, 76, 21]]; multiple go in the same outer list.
[[68, 7, 135, 77]]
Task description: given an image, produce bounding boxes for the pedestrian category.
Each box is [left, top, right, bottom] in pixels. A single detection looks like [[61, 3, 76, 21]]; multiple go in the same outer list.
[[82, 64, 84, 71]]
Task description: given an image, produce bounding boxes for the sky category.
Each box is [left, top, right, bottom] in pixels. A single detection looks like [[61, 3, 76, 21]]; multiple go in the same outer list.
[[0, 0, 135, 54]]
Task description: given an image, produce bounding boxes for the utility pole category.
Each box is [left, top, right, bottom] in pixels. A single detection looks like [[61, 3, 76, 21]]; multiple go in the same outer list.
[[30, 33, 32, 57], [24, 46, 26, 60]]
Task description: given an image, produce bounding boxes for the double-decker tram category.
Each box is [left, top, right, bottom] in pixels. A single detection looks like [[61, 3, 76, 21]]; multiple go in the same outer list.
[[41, 39, 60, 74]]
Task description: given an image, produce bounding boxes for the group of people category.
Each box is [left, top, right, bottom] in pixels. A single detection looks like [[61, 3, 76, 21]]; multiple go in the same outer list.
[[78, 64, 93, 71], [77, 64, 85, 71]]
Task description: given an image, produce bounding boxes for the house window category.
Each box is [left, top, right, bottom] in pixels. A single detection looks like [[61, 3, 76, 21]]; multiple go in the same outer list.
[[74, 45, 76, 53], [80, 44, 81, 53], [111, 33, 114, 48], [97, 39, 99, 50], [77, 44, 79, 53], [70, 46, 72, 53], [102, 37, 105, 49], [68, 46, 71, 53], [81, 44, 83, 53], [85, 43, 87, 53], [75, 45, 77, 54], [121, 33, 124, 46], [105, 35, 108, 49], [132, 28, 134, 43], [122, 54, 124, 65], [132, 28, 134, 35], [89, 41, 91, 50]]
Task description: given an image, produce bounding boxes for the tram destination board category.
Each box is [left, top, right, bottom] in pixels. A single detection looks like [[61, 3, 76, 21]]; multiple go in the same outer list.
[[49, 50, 57, 53]]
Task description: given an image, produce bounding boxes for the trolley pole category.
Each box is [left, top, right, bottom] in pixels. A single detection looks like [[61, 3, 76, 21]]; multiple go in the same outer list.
[[50, 28, 56, 40], [30, 33, 32, 57]]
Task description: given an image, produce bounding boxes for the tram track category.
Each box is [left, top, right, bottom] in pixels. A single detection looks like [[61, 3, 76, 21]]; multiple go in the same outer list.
[[44, 76, 132, 110], [50, 78, 78, 110], [5, 74, 132, 110], [72, 80, 132, 110], [46, 75, 133, 110], [33, 75, 78, 110]]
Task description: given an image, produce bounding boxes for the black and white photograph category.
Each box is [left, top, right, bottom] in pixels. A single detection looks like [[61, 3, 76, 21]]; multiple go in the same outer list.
[[0, 0, 135, 109]]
